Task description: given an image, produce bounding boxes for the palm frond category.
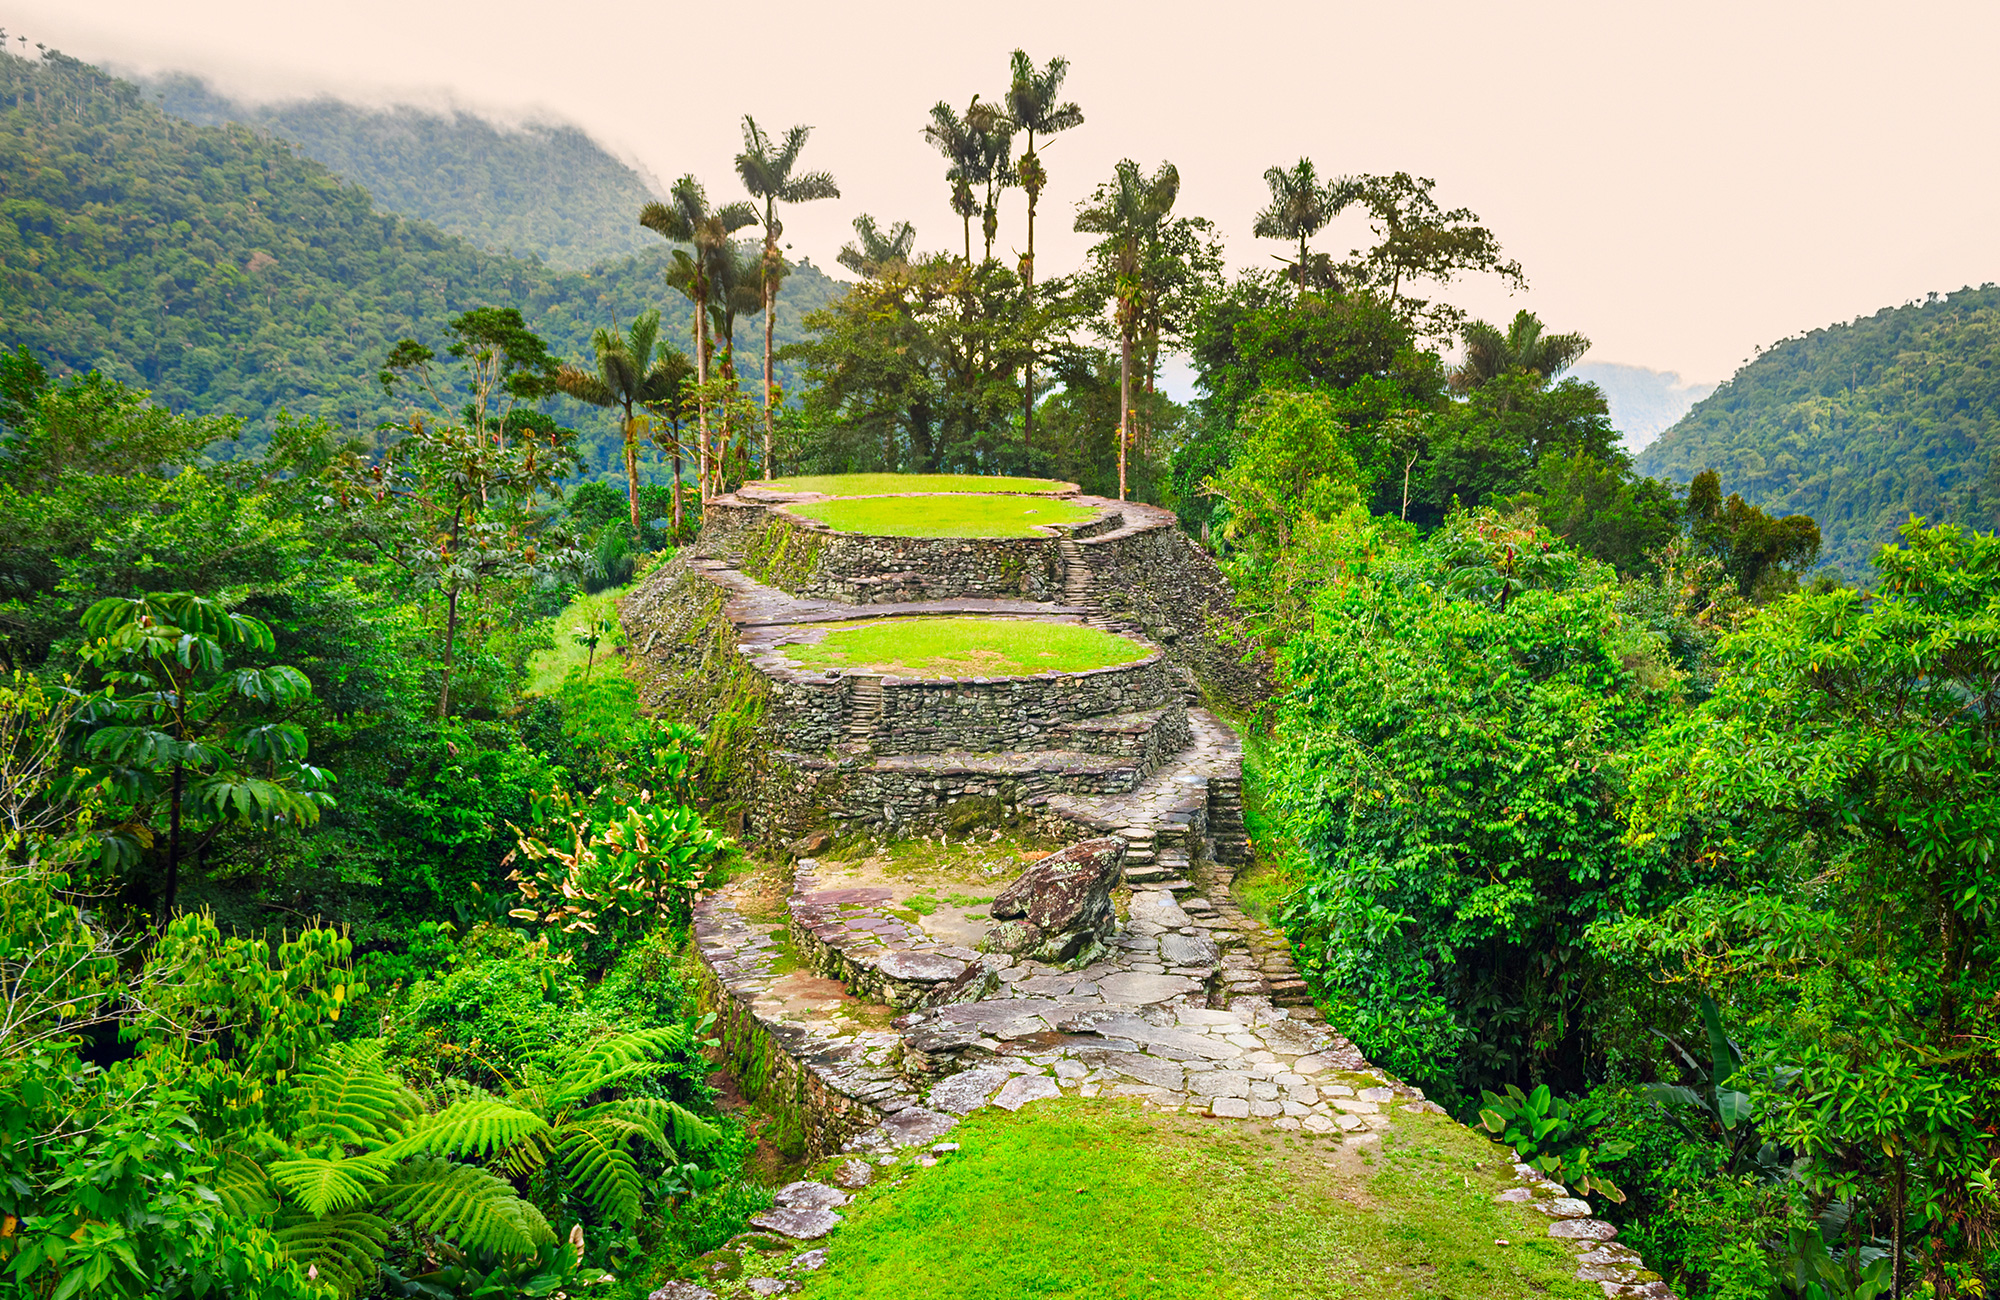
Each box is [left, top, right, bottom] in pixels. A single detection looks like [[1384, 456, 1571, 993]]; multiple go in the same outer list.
[[378, 1157, 555, 1257], [294, 1041, 421, 1150], [272, 1208, 391, 1299]]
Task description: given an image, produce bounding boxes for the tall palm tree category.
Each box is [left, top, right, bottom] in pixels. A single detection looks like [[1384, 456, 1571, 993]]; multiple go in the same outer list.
[[837, 214, 917, 279], [704, 239, 766, 494], [551, 311, 688, 532], [921, 101, 982, 265], [1004, 50, 1083, 451], [639, 346, 697, 536], [639, 178, 756, 502], [1252, 158, 1354, 290], [735, 116, 839, 479], [1076, 159, 1180, 502], [964, 96, 1015, 264], [1453, 310, 1591, 393]]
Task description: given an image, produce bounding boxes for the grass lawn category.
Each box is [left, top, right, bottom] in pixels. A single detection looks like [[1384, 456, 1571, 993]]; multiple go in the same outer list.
[[523, 584, 631, 696], [789, 494, 1100, 539], [798, 1101, 1598, 1300], [765, 473, 1072, 497], [786, 617, 1148, 679]]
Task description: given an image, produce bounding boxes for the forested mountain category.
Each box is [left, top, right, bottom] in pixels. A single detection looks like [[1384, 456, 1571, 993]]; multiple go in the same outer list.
[[141, 73, 663, 269], [0, 50, 844, 477], [1636, 285, 2000, 573]]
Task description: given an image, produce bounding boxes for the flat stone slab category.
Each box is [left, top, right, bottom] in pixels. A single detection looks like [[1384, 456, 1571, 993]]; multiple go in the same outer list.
[[878, 951, 969, 983], [833, 1159, 874, 1189], [878, 1106, 959, 1146], [927, 1065, 1015, 1114], [992, 1075, 1062, 1111], [748, 1207, 841, 1240], [774, 1181, 850, 1210], [1095, 972, 1201, 1003], [649, 1286, 715, 1300], [1548, 1218, 1619, 1241]]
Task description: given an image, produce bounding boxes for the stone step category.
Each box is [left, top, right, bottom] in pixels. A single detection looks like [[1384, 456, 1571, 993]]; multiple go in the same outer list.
[[1124, 864, 1172, 884]]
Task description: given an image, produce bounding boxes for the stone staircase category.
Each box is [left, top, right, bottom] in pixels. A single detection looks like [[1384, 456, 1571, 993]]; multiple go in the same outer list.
[[1057, 538, 1094, 605], [846, 676, 883, 746]]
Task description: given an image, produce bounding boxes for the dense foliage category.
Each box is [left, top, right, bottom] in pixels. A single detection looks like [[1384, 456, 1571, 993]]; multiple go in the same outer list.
[[1639, 284, 2000, 575], [146, 73, 667, 270]]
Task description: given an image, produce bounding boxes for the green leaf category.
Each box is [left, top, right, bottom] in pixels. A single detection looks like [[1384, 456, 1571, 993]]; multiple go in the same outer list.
[[269, 1157, 387, 1217], [377, 1157, 554, 1257]]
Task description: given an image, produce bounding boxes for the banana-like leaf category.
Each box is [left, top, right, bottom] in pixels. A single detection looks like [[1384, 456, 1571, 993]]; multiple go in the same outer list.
[[269, 1156, 389, 1217], [272, 1208, 391, 1300], [378, 1157, 554, 1257]]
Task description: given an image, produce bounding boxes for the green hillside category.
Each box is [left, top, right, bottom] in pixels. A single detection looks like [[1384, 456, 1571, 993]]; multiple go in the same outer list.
[[142, 73, 662, 270], [1636, 284, 2000, 574], [0, 49, 845, 477]]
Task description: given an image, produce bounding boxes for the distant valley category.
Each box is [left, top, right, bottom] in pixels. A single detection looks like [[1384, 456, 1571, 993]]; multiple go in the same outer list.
[[1570, 361, 1716, 454]]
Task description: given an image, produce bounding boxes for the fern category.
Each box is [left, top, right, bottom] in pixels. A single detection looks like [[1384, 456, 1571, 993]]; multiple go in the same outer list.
[[590, 1095, 722, 1154], [553, 1117, 650, 1224], [208, 1149, 279, 1218], [377, 1157, 555, 1256], [294, 1041, 421, 1150], [375, 1097, 547, 1162], [272, 1208, 390, 1299], [269, 1156, 388, 1217], [550, 1027, 692, 1107]]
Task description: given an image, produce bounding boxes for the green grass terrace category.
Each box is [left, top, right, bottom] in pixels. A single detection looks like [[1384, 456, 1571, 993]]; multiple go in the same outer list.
[[788, 493, 1101, 539], [784, 616, 1149, 679], [760, 473, 1075, 497]]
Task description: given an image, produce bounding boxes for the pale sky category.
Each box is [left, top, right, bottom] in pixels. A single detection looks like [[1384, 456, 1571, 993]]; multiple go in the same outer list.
[[9, 0, 1997, 384]]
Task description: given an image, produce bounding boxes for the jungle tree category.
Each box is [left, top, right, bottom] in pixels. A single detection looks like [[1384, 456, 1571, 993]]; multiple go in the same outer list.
[[837, 214, 918, 279], [1252, 157, 1355, 289], [921, 101, 982, 265], [734, 116, 839, 477]]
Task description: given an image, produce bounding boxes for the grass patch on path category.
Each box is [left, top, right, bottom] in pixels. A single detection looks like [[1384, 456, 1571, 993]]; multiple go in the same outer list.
[[802, 1101, 1596, 1299], [766, 473, 1072, 497], [787, 617, 1148, 679], [523, 583, 631, 697], [789, 494, 1100, 538]]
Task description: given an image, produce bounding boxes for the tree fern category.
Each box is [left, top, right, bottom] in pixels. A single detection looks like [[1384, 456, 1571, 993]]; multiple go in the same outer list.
[[550, 1026, 692, 1107], [553, 1117, 652, 1224], [377, 1157, 555, 1256], [268, 1156, 388, 1217], [209, 1149, 279, 1218], [293, 1040, 421, 1149], [376, 1096, 547, 1162], [272, 1208, 391, 1299], [590, 1095, 721, 1154]]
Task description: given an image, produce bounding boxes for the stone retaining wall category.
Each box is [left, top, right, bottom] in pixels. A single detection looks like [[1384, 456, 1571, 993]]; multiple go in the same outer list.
[[769, 509, 1069, 604], [751, 648, 1187, 758]]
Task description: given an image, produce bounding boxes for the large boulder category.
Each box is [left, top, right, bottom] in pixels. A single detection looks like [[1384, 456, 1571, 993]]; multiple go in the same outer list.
[[981, 837, 1125, 967]]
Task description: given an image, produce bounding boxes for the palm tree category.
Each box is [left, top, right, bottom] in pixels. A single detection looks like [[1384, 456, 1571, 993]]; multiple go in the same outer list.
[[551, 311, 687, 532], [1076, 159, 1180, 501], [640, 347, 697, 536], [837, 214, 917, 279], [964, 96, 1015, 264], [1453, 310, 1591, 392], [734, 117, 839, 479], [703, 239, 767, 493], [639, 178, 757, 502], [1252, 158, 1354, 290], [921, 101, 982, 265], [1004, 50, 1083, 451]]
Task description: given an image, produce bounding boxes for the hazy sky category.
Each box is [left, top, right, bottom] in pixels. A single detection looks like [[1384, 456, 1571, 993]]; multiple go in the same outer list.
[[9, 0, 1997, 383]]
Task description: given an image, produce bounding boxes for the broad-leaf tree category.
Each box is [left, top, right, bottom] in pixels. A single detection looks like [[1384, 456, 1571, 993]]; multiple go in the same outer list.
[[735, 116, 839, 479], [1342, 172, 1527, 341], [73, 593, 334, 914]]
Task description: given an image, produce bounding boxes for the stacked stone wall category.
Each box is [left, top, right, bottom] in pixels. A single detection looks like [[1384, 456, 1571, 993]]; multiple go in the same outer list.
[[771, 511, 1066, 604], [1073, 525, 1272, 708]]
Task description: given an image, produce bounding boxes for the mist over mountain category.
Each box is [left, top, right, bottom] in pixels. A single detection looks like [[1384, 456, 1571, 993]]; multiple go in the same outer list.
[[138, 72, 664, 270], [1570, 361, 1716, 454]]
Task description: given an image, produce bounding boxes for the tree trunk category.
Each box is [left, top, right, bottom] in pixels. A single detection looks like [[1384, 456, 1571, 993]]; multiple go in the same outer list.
[[670, 442, 685, 537], [762, 244, 777, 479], [624, 405, 641, 532], [1022, 150, 1037, 452], [1118, 329, 1131, 502], [694, 291, 711, 502]]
